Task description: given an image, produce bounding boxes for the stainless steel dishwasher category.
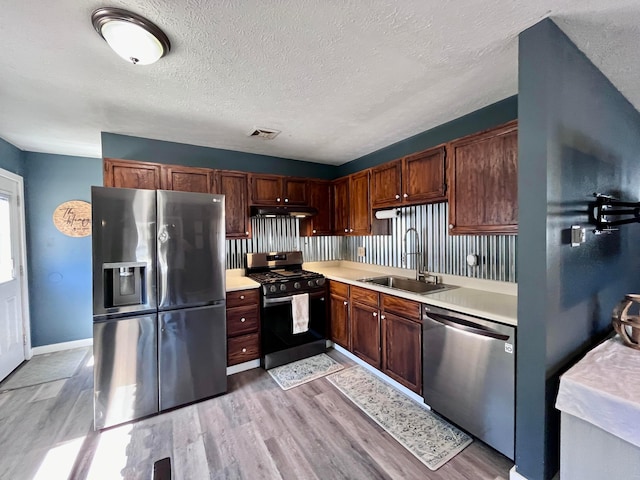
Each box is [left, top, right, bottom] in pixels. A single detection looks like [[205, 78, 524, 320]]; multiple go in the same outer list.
[[422, 303, 515, 459]]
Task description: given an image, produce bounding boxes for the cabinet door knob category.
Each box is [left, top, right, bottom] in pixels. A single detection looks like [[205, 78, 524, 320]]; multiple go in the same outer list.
[[240, 295, 245, 300], [343, 301, 348, 305], [284, 198, 289, 203], [242, 348, 247, 353], [373, 312, 377, 317], [276, 197, 281, 202], [240, 317, 246, 322], [395, 194, 400, 199], [381, 314, 386, 319], [403, 193, 408, 198], [313, 229, 317, 233], [245, 231, 249, 235], [349, 228, 353, 232], [344, 228, 348, 232], [449, 224, 454, 229]]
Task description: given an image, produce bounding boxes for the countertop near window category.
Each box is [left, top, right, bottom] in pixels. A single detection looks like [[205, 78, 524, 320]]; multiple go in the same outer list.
[[303, 261, 517, 326], [556, 335, 640, 448], [226, 269, 260, 292]]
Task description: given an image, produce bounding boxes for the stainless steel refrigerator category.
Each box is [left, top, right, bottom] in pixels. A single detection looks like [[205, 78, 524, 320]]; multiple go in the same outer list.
[[91, 186, 226, 430]]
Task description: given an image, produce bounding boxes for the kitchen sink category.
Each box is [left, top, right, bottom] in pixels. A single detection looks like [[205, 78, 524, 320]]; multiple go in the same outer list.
[[357, 275, 457, 295]]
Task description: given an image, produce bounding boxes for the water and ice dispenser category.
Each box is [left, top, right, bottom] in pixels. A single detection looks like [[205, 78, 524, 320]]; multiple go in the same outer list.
[[103, 262, 146, 307]]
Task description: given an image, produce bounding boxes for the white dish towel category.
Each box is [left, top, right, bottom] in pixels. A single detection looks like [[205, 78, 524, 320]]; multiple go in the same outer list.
[[292, 293, 310, 334]]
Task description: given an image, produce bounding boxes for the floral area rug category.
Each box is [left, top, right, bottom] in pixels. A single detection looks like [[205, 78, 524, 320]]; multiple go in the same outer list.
[[327, 365, 472, 470], [268, 353, 344, 390]]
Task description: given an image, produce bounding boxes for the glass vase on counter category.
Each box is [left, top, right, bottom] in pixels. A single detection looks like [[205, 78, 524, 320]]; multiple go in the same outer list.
[[612, 294, 640, 350]]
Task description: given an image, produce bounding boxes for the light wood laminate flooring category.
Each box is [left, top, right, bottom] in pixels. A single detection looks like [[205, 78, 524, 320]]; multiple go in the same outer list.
[[0, 349, 512, 479]]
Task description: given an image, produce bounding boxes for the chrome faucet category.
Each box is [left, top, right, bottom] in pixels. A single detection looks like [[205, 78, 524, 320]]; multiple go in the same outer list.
[[402, 227, 437, 284], [403, 227, 424, 282]]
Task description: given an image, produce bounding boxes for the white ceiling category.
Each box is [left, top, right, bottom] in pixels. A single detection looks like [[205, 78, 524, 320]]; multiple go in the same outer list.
[[1, 1, 640, 165]]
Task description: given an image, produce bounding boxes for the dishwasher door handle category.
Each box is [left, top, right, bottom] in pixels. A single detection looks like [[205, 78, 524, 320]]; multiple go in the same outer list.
[[425, 312, 511, 341]]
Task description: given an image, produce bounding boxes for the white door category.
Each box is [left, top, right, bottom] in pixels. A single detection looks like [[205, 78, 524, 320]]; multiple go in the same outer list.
[[0, 172, 26, 381]]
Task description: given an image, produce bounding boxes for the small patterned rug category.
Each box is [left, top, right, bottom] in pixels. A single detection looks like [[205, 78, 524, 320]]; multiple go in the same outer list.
[[268, 353, 344, 390], [0, 347, 89, 391], [327, 366, 472, 471]]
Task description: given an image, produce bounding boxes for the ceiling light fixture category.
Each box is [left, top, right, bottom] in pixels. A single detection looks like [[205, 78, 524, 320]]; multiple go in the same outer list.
[[91, 7, 171, 65]]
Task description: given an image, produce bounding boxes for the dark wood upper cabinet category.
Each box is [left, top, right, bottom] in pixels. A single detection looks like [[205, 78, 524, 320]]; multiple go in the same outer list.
[[349, 170, 372, 236], [403, 146, 446, 204], [104, 158, 161, 190], [300, 180, 333, 236], [250, 174, 308, 206], [448, 121, 518, 235], [283, 178, 308, 205], [161, 165, 215, 193], [371, 160, 403, 208], [332, 177, 350, 234], [218, 171, 251, 239], [371, 146, 446, 209], [250, 174, 282, 205]]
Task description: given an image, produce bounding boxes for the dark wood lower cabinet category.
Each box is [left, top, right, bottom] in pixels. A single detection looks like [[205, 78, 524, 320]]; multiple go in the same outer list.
[[381, 312, 422, 393], [350, 301, 381, 368], [330, 292, 350, 349]]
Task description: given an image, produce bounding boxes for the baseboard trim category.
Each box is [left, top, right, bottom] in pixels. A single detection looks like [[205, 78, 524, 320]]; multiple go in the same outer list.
[[332, 344, 425, 405], [32, 338, 93, 355], [510, 466, 528, 480], [227, 359, 260, 376]]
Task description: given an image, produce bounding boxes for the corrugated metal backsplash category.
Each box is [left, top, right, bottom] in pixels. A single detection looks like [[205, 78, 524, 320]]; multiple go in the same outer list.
[[226, 203, 516, 283]]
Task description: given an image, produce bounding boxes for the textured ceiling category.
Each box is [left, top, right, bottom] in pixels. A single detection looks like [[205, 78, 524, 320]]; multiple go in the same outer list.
[[1, 1, 640, 165]]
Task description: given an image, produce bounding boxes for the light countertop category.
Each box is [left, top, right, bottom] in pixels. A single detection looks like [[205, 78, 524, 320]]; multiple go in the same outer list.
[[304, 261, 517, 326], [225, 270, 259, 292]]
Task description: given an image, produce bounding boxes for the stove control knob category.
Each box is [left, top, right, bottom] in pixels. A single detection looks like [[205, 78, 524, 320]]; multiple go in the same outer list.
[[294, 282, 301, 289], [280, 284, 287, 291], [269, 285, 277, 293], [317, 278, 325, 286], [308, 280, 315, 287]]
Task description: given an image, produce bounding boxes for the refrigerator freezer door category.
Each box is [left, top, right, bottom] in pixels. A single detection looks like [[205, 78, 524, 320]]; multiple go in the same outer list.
[[156, 190, 225, 309], [92, 186, 157, 317], [158, 303, 227, 411], [93, 314, 158, 430]]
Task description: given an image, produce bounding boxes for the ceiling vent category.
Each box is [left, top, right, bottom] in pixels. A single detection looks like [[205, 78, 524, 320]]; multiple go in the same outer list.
[[248, 127, 281, 140]]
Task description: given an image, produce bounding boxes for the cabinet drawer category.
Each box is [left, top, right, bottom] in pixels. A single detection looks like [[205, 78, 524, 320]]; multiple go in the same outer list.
[[381, 294, 421, 322], [330, 281, 349, 298], [350, 285, 379, 307], [226, 288, 259, 308], [227, 333, 260, 366], [227, 306, 259, 337]]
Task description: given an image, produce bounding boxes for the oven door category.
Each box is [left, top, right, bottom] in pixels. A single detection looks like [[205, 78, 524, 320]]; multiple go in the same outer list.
[[261, 288, 328, 368]]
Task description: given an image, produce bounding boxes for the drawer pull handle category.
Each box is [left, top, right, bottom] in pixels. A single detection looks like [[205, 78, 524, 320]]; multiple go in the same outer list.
[[240, 317, 246, 322], [240, 295, 245, 300], [242, 348, 247, 353]]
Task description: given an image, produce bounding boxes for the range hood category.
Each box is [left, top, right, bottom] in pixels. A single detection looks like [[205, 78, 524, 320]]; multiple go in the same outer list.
[[250, 205, 318, 218]]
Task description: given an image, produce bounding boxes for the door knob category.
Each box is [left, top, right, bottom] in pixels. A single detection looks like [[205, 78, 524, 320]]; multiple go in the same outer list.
[[373, 312, 377, 317], [284, 198, 289, 203], [240, 295, 245, 300], [403, 193, 408, 198], [381, 315, 386, 319], [343, 301, 348, 305], [276, 197, 281, 202], [241, 317, 246, 322], [395, 194, 400, 199]]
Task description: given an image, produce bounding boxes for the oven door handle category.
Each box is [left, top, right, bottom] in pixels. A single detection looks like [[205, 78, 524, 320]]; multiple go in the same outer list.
[[263, 293, 325, 306], [263, 295, 295, 306]]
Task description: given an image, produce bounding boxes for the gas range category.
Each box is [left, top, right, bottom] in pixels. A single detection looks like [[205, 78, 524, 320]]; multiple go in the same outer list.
[[245, 252, 326, 297]]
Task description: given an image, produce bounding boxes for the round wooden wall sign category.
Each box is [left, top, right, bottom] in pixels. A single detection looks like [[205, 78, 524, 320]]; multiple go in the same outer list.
[[53, 200, 92, 237]]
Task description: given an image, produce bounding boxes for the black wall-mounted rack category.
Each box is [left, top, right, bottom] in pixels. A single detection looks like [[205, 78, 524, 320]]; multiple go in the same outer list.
[[590, 193, 640, 234]]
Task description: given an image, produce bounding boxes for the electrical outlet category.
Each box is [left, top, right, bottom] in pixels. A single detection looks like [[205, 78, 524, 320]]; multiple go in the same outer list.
[[357, 246, 366, 257]]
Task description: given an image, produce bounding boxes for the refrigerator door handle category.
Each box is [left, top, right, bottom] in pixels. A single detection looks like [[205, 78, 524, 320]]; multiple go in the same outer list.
[[425, 312, 511, 341]]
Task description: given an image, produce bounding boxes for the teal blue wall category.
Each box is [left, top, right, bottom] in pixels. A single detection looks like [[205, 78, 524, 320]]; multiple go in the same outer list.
[[0, 137, 24, 175], [101, 132, 336, 179], [517, 19, 640, 480], [337, 96, 517, 177], [24, 152, 102, 347]]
